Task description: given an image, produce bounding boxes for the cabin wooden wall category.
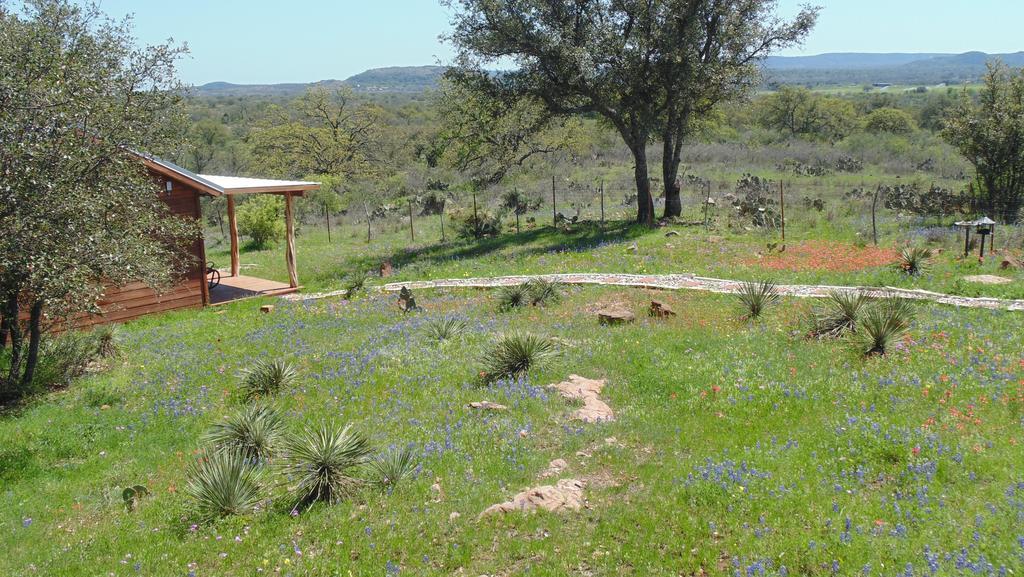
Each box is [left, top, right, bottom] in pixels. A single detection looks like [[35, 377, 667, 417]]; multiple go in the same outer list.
[[70, 172, 207, 328]]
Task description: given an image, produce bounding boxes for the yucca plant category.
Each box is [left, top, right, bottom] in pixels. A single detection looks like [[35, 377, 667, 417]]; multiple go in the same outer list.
[[281, 421, 373, 506], [93, 325, 120, 358], [855, 297, 915, 357], [184, 450, 264, 521], [240, 358, 299, 401], [736, 280, 781, 320], [808, 290, 872, 338], [525, 278, 562, 306], [480, 332, 558, 383], [897, 246, 932, 276], [424, 316, 467, 343], [370, 445, 418, 491], [496, 284, 530, 311], [343, 271, 369, 296], [202, 403, 285, 461]]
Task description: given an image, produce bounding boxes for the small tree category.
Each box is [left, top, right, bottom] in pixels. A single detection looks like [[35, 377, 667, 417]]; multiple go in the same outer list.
[[943, 62, 1024, 223], [864, 107, 916, 135], [236, 195, 285, 250], [0, 0, 195, 400]]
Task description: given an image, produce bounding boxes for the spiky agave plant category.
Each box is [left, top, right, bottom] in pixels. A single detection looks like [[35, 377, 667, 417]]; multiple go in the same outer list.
[[480, 332, 558, 383], [855, 297, 916, 357], [496, 284, 530, 311], [809, 290, 872, 338], [897, 246, 932, 276], [370, 445, 418, 491], [240, 358, 299, 401], [184, 450, 264, 521], [202, 403, 285, 461], [281, 421, 373, 506], [736, 280, 781, 320], [424, 316, 468, 343], [525, 278, 563, 306]]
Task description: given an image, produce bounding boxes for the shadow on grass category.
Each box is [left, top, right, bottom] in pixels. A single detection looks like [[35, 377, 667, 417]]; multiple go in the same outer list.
[[311, 220, 649, 285]]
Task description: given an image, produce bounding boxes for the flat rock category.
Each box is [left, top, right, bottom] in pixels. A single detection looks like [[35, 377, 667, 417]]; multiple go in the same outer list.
[[259, 305, 275, 314], [1002, 256, 1022, 270], [548, 375, 615, 423], [597, 306, 635, 325], [649, 300, 677, 318], [466, 401, 508, 411], [540, 458, 568, 478], [479, 479, 585, 518], [963, 274, 1013, 285]]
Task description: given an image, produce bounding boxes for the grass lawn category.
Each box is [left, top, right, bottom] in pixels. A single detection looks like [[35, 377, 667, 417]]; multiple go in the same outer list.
[[3, 225, 1024, 575]]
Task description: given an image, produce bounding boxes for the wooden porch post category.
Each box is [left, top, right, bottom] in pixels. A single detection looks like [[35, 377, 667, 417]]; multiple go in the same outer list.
[[284, 192, 298, 288], [227, 194, 240, 277]]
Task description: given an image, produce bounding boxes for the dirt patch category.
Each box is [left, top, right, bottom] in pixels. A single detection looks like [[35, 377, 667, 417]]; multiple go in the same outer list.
[[748, 240, 897, 272]]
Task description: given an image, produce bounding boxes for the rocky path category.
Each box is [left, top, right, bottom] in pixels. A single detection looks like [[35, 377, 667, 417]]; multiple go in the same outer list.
[[376, 273, 1024, 312]]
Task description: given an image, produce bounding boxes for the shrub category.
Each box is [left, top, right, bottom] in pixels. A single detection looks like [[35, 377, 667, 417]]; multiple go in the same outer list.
[[496, 284, 530, 311], [93, 325, 120, 358], [424, 316, 467, 342], [808, 290, 872, 339], [282, 421, 373, 506], [525, 278, 562, 306], [202, 403, 285, 461], [450, 207, 502, 239], [28, 331, 100, 393], [855, 297, 915, 357], [864, 107, 917, 135], [736, 280, 780, 320], [240, 359, 299, 401], [897, 246, 932, 276], [184, 450, 264, 521], [342, 271, 369, 296], [480, 332, 557, 383], [370, 445, 418, 491], [236, 195, 284, 249]]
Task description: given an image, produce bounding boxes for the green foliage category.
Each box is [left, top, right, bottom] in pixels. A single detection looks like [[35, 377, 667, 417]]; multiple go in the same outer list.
[[93, 325, 120, 359], [854, 298, 916, 356], [240, 359, 299, 401], [450, 207, 502, 239], [184, 450, 264, 521], [758, 86, 858, 142], [496, 284, 529, 311], [236, 195, 285, 250], [121, 485, 149, 512], [736, 280, 781, 320], [369, 445, 418, 492], [281, 421, 373, 506], [424, 316, 468, 343], [202, 403, 285, 462], [0, 0, 195, 392], [808, 290, 872, 339], [943, 62, 1024, 222], [480, 332, 557, 383], [25, 331, 100, 396], [897, 246, 933, 276], [342, 271, 369, 296], [863, 107, 917, 134], [524, 278, 562, 306]]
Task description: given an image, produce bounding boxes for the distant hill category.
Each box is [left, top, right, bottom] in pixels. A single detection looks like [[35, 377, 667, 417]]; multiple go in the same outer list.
[[194, 53, 1024, 97]]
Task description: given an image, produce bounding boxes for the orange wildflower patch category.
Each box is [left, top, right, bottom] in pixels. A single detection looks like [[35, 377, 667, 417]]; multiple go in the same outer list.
[[749, 240, 898, 272]]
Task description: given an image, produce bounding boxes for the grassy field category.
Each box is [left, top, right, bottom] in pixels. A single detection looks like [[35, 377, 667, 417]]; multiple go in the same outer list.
[[3, 218, 1024, 576]]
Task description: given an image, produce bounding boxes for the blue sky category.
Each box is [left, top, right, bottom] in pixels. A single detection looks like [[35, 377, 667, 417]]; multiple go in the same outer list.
[[89, 0, 1024, 85]]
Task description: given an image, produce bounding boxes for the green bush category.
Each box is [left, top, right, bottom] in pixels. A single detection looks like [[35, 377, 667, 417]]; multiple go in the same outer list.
[[236, 195, 284, 250], [450, 207, 502, 239], [32, 331, 99, 391], [480, 332, 558, 383], [370, 445, 418, 491], [855, 297, 916, 357], [424, 317, 467, 343], [808, 290, 872, 339], [736, 280, 780, 320], [240, 358, 299, 401], [184, 450, 264, 521], [202, 403, 285, 461], [282, 421, 373, 506], [864, 107, 917, 135]]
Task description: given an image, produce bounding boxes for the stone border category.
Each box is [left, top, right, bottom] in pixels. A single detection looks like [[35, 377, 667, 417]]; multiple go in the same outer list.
[[375, 273, 1024, 312]]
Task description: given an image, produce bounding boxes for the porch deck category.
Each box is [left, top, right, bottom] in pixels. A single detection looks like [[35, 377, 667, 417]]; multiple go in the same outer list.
[[210, 274, 299, 304]]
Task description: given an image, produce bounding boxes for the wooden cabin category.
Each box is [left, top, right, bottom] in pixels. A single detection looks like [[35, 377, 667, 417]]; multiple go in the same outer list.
[[73, 155, 320, 327]]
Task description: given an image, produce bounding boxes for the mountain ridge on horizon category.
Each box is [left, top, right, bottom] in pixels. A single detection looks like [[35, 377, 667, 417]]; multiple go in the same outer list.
[[194, 51, 1024, 97]]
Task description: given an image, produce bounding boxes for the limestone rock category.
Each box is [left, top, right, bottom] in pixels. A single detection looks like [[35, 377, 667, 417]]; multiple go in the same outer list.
[[259, 305, 275, 314], [597, 306, 635, 325], [466, 401, 508, 412], [548, 375, 615, 423], [540, 458, 568, 478], [963, 274, 1013, 285], [379, 260, 394, 277], [649, 300, 677, 318], [1002, 256, 1022, 270], [479, 479, 585, 518]]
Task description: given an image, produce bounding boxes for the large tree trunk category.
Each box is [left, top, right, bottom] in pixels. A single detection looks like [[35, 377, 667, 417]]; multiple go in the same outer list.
[[0, 309, 9, 348], [630, 143, 655, 227], [20, 300, 43, 388], [662, 136, 683, 219]]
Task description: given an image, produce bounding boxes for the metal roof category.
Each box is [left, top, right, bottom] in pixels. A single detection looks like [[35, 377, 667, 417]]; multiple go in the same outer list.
[[137, 153, 319, 196]]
